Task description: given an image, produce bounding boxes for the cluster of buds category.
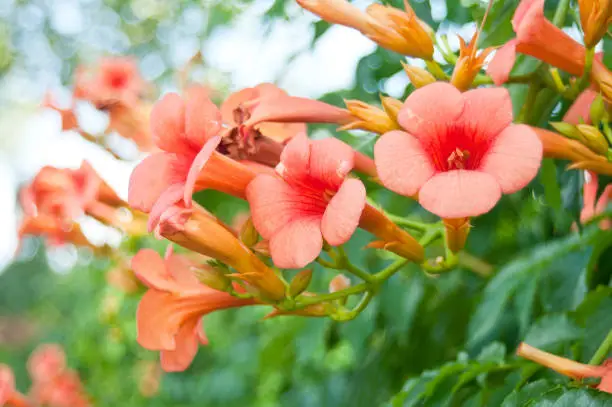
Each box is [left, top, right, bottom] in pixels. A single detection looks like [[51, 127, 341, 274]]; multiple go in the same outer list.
[[17, 161, 147, 254], [0, 344, 90, 407], [44, 57, 154, 157]]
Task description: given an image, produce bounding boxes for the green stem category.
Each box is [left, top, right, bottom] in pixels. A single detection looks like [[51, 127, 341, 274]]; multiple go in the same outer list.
[[297, 283, 368, 307], [578, 47, 595, 91], [589, 329, 612, 365], [419, 228, 442, 248], [332, 291, 374, 321], [552, 0, 571, 27], [458, 252, 494, 277], [517, 81, 541, 124], [385, 214, 429, 233], [373, 259, 409, 282], [336, 246, 375, 283]]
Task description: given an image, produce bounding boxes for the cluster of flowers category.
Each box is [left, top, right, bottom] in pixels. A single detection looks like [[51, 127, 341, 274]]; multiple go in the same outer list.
[[0, 345, 90, 407], [17, 0, 611, 391]]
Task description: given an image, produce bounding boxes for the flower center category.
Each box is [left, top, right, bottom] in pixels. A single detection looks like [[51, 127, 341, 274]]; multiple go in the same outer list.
[[447, 148, 471, 170], [109, 73, 128, 89]]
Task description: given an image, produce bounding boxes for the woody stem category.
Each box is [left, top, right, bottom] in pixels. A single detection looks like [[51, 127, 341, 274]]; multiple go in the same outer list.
[[589, 329, 612, 365]]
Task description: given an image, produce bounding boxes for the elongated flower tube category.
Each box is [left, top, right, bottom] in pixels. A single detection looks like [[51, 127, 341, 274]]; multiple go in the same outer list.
[[296, 0, 434, 59], [375, 83, 543, 219], [132, 249, 258, 371], [0, 365, 30, 407], [18, 215, 95, 251], [487, 0, 590, 83], [533, 127, 612, 175], [154, 204, 286, 300], [42, 93, 78, 132], [517, 343, 612, 393], [247, 135, 423, 268]]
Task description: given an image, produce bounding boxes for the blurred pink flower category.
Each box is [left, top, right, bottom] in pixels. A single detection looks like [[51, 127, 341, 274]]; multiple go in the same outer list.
[[374, 82, 542, 218], [247, 135, 366, 268]]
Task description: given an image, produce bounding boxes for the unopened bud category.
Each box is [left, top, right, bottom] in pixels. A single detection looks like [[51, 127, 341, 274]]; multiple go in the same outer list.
[[195, 264, 231, 291], [401, 62, 436, 88], [577, 124, 609, 155], [252, 240, 270, 257], [239, 217, 259, 247], [578, 0, 611, 48], [550, 122, 583, 140], [340, 99, 399, 134], [380, 96, 403, 121], [289, 269, 313, 297], [329, 274, 351, 293], [590, 93, 609, 125]]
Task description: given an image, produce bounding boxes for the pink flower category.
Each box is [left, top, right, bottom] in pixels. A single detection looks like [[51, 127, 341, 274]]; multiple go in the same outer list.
[[487, 0, 586, 84], [132, 249, 257, 372], [564, 89, 598, 125], [246, 135, 367, 268], [0, 365, 29, 407], [128, 85, 258, 230], [581, 171, 611, 229], [374, 82, 543, 218], [27, 344, 67, 384], [74, 57, 145, 107]]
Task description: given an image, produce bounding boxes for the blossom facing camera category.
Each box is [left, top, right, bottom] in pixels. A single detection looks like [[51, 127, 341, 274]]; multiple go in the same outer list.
[[247, 135, 367, 268], [375, 82, 543, 219]]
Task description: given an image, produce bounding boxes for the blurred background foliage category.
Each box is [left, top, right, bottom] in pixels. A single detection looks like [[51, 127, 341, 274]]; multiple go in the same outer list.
[[0, 0, 611, 406]]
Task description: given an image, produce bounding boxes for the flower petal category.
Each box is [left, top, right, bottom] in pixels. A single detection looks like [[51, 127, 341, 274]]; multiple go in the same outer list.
[[184, 136, 222, 206], [418, 170, 502, 218], [159, 317, 200, 372], [132, 249, 172, 291], [321, 178, 366, 245], [374, 130, 435, 197], [479, 124, 543, 194], [185, 86, 222, 147], [461, 87, 514, 140], [563, 89, 597, 125], [128, 153, 187, 213], [397, 82, 463, 138], [164, 252, 202, 288], [220, 87, 259, 125], [278, 134, 311, 180], [151, 93, 188, 154], [309, 138, 355, 189], [246, 174, 318, 239], [269, 217, 322, 269], [147, 184, 186, 232], [486, 40, 517, 85]]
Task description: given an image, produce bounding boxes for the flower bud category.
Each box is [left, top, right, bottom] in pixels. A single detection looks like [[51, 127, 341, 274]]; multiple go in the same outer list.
[[577, 0, 612, 48], [443, 217, 471, 253], [590, 93, 609, 125], [194, 263, 232, 292], [401, 62, 436, 88], [239, 216, 259, 247], [380, 96, 403, 121], [365, 2, 435, 59], [289, 269, 313, 297], [550, 122, 583, 140], [340, 100, 400, 134], [577, 124, 609, 155], [329, 274, 351, 293]]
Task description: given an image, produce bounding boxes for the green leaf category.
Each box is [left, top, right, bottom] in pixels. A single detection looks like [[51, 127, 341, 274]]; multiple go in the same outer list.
[[467, 228, 600, 351], [540, 159, 562, 211], [523, 314, 583, 351]]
